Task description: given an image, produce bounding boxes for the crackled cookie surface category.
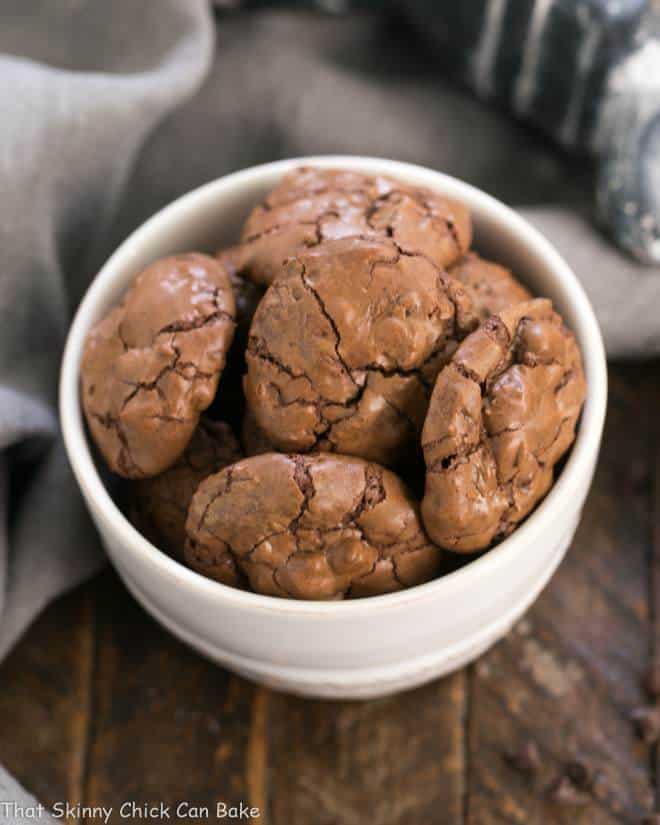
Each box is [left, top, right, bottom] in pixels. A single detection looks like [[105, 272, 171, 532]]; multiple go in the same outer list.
[[81, 253, 236, 478], [239, 167, 471, 285], [245, 237, 477, 465], [421, 299, 586, 552], [131, 419, 242, 560], [185, 453, 441, 599], [449, 252, 532, 322]]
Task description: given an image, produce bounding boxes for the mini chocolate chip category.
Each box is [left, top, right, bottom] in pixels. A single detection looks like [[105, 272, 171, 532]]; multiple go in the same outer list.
[[503, 741, 542, 777], [547, 775, 591, 807], [631, 706, 660, 744]]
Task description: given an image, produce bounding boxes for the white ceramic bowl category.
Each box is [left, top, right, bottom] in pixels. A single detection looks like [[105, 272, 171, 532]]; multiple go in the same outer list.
[[60, 156, 607, 699]]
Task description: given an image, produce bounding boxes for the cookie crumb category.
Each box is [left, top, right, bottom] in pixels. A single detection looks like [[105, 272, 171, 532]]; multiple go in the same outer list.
[[631, 706, 660, 744], [546, 775, 591, 807], [503, 741, 541, 777], [564, 759, 598, 791]]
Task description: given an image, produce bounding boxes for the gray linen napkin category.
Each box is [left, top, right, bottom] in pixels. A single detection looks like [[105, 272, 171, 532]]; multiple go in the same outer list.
[[1, 4, 659, 821], [0, 768, 53, 825], [109, 9, 660, 364], [0, 5, 214, 817], [0, 0, 213, 657]]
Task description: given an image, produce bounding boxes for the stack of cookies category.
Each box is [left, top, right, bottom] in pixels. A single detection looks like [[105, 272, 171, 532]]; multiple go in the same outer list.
[[80, 168, 586, 600]]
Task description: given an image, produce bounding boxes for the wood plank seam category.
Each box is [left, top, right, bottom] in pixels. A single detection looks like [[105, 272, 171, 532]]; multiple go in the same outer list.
[[246, 686, 270, 824], [463, 665, 473, 825], [79, 590, 99, 825]]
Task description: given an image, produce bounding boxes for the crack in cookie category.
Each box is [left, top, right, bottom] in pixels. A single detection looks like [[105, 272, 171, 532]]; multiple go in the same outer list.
[[81, 254, 236, 478], [184, 453, 441, 600], [448, 252, 532, 323], [236, 167, 471, 286], [421, 299, 586, 552], [244, 237, 477, 465], [129, 419, 242, 562]]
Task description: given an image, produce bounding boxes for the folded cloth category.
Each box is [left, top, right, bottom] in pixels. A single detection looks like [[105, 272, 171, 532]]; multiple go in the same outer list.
[[520, 207, 660, 356], [110, 8, 660, 361], [0, 0, 213, 677], [1, 4, 659, 820], [0, 767, 55, 825]]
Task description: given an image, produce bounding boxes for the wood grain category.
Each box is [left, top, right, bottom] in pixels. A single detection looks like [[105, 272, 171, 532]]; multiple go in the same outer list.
[[3, 364, 660, 824], [82, 572, 258, 825], [466, 366, 655, 824], [0, 585, 94, 819], [246, 687, 270, 823], [650, 373, 660, 814], [268, 670, 467, 825]]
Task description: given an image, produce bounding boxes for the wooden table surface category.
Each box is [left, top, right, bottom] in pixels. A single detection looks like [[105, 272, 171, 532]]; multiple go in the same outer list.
[[2, 363, 659, 825]]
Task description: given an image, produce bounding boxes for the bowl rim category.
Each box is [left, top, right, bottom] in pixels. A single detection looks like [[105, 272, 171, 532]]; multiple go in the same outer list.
[[59, 154, 608, 616]]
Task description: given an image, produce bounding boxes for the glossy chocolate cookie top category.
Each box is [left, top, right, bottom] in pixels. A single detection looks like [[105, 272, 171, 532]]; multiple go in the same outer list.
[[81, 253, 236, 478], [238, 167, 471, 285], [421, 299, 586, 552], [185, 452, 441, 599], [244, 237, 478, 465], [448, 252, 532, 322]]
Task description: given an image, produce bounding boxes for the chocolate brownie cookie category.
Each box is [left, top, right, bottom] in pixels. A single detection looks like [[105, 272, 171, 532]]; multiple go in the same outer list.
[[131, 419, 242, 559], [217, 246, 264, 339], [185, 453, 441, 599], [448, 252, 532, 322], [208, 247, 265, 429], [241, 407, 274, 457], [81, 253, 236, 478], [421, 299, 586, 552], [244, 237, 477, 465], [239, 167, 472, 286]]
